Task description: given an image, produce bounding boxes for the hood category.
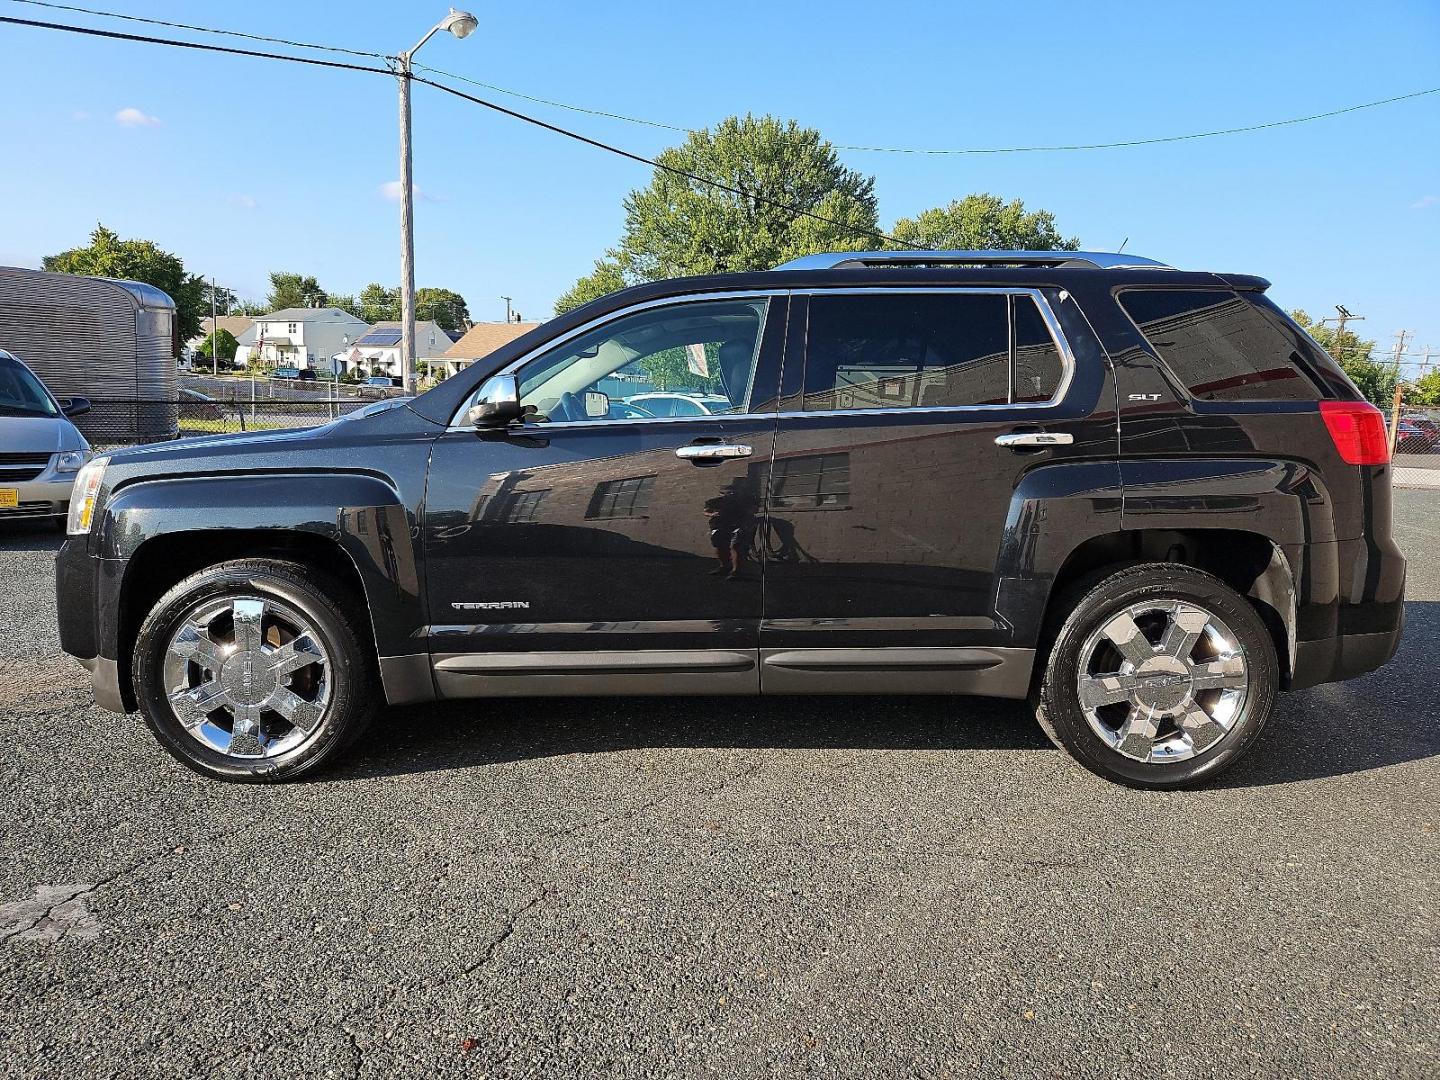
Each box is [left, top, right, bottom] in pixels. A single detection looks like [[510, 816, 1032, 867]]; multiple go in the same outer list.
[[0, 414, 88, 455]]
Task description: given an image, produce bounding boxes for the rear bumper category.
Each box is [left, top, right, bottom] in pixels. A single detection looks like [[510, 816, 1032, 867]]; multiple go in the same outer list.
[[1287, 534, 1406, 691]]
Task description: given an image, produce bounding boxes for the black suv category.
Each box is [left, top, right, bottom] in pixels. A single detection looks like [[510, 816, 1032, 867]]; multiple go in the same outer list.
[[55, 250, 1405, 787]]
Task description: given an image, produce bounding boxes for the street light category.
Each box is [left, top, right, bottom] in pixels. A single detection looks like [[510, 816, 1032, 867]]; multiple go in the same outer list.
[[396, 8, 477, 395]]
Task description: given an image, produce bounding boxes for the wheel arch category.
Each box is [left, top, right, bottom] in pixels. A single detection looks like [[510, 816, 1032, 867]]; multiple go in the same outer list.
[[101, 473, 429, 711], [1044, 528, 1297, 686]]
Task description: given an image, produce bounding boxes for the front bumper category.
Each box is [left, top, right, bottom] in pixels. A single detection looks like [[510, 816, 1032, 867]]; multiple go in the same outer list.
[[56, 536, 133, 713], [0, 469, 78, 520]]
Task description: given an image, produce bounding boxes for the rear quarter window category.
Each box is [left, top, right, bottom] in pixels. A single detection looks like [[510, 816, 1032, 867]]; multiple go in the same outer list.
[[1118, 289, 1326, 403]]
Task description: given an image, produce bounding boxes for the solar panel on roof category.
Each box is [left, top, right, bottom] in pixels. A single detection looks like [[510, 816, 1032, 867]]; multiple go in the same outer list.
[[358, 329, 402, 346]]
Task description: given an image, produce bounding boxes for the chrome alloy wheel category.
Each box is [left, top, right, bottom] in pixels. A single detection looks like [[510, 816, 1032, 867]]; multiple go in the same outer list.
[[1075, 600, 1249, 764], [162, 595, 331, 759]]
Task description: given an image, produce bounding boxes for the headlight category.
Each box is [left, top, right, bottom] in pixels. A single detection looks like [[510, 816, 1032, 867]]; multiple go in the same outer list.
[[54, 450, 89, 474], [67, 456, 109, 535]]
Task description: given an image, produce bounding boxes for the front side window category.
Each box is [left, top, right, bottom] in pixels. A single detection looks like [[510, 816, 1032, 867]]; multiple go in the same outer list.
[[800, 292, 1065, 412], [515, 298, 769, 424], [0, 355, 59, 418]]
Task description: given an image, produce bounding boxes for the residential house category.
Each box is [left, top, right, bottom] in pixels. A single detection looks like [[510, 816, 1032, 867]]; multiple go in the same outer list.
[[234, 308, 369, 371], [335, 321, 460, 378], [425, 320, 543, 380], [182, 315, 254, 364]]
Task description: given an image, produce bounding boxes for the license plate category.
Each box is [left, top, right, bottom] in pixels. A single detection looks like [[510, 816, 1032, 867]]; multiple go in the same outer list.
[[0, 489, 17, 509]]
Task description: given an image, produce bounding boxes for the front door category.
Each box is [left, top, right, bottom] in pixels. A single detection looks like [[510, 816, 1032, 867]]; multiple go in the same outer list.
[[422, 293, 785, 696], [758, 287, 1112, 694]]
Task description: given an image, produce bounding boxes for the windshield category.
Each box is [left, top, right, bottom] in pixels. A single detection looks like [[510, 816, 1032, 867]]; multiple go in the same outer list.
[[0, 355, 59, 418]]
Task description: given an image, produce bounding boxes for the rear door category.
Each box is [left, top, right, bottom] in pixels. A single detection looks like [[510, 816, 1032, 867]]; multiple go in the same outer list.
[[759, 286, 1114, 694], [421, 292, 786, 696]]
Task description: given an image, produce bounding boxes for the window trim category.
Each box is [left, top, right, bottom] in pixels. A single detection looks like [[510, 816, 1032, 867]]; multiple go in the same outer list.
[[783, 286, 1075, 418], [449, 290, 780, 430]]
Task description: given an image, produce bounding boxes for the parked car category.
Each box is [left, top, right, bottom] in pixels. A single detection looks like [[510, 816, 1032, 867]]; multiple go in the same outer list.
[[0, 348, 92, 526], [55, 250, 1405, 787], [360, 375, 403, 398], [1395, 417, 1438, 453]]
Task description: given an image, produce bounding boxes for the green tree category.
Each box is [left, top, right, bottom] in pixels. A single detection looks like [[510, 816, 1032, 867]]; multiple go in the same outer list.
[[1291, 308, 1394, 406], [889, 193, 1079, 251], [232, 300, 268, 316], [43, 224, 206, 343], [266, 271, 326, 310], [1406, 370, 1440, 408], [416, 287, 471, 332], [202, 282, 239, 315], [556, 115, 879, 310], [555, 257, 631, 315], [359, 283, 399, 323], [326, 293, 361, 319], [196, 328, 239, 363]]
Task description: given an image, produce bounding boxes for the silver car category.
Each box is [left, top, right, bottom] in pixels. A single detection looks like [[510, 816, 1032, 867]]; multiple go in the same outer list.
[[0, 349, 92, 526]]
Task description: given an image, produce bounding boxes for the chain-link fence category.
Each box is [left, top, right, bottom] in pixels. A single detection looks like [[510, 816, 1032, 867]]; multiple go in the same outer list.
[[79, 397, 379, 451], [1392, 407, 1440, 470]]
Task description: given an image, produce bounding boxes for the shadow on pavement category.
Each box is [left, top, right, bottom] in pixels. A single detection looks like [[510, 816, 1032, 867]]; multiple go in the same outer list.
[[344, 603, 1440, 788], [0, 520, 65, 553], [342, 693, 1050, 780]]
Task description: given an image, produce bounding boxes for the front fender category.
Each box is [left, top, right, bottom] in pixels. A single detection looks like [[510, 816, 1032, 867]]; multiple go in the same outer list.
[[100, 472, 424, 659]]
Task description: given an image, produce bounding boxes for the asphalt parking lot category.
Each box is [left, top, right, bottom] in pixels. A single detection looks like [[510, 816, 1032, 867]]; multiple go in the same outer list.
[[2, 496, 1436, 1080]]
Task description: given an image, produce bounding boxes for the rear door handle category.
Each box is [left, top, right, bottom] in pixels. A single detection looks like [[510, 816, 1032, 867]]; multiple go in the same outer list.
[[994, 431, 1074, 448], [675, 443, 753, 461]]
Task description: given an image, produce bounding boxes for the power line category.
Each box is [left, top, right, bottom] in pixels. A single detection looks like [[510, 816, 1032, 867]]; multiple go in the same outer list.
[[0, 13, 390, 73], [7, 0, 385, 57], [408, 74, 911, 249], [9, 1, 1436, 155], [0, 13, 911, 249]]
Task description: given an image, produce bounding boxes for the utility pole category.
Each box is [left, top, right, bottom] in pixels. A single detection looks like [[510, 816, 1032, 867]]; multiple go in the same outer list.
[[501, 295, 514, 323], [1420, 346, 1437, 379], [1391, 329, 1413, 377], [210, 277, 219, 378], [1320, 305, 1364, 360]]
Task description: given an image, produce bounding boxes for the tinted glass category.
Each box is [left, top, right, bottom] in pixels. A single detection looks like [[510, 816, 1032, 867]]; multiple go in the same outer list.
[[803, 293, 1009, 411], [1013, 295, 1064, 402], [0, 355, 59, 417], [517, 298, 768, 424], [1119, 289, 1320, 402]]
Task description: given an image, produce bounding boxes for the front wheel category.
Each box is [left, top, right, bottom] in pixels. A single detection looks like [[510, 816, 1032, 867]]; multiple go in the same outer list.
[[1034, 564, 1278, 789], [132, 559, 376, 782]]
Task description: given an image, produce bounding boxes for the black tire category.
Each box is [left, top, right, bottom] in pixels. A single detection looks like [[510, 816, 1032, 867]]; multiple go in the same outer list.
[[131, 558, 377, 782], [1033, 563, 1277, 789]]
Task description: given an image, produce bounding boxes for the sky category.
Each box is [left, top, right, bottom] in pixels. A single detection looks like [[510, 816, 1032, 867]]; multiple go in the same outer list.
[[0, 0, 1437, 369]]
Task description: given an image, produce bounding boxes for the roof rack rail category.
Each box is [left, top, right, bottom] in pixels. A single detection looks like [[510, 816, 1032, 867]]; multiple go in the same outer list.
[[772, 250, 1174, 272]]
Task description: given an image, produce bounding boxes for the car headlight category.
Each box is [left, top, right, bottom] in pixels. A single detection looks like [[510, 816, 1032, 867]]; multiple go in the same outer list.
[[67, 456, 109, 536], [54, 450, 89, 474]]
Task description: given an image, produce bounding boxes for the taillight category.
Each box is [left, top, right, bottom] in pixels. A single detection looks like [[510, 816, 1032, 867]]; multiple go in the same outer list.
[[1319, 400, 1390, 465]]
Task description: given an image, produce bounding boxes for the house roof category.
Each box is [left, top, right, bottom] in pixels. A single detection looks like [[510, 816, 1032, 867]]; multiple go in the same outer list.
[[445, 321, 543, 360], [190, 316, 253, 343], [257, 307, 367, 322], [354, 320, 456, 346]]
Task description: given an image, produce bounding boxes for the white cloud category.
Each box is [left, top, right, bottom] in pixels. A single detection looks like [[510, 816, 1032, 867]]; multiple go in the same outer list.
[[114, 107, 160, 128], [229, 194, 258, 209], [380, 180, 441, 203], [1412, 194, 1440, 210]]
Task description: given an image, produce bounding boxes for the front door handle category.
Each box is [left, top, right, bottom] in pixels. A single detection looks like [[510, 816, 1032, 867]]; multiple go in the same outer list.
[[994, 431, 1074, 449], [675, 443, 753, 461]]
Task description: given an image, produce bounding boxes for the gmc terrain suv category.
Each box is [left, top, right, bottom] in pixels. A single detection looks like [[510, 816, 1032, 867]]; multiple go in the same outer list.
[[55, 251, 1405, 787]]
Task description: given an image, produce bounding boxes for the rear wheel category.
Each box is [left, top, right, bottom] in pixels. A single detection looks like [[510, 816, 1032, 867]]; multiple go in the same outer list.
[[1034, 564, 1277, 789], [132, 559, 376, 781]]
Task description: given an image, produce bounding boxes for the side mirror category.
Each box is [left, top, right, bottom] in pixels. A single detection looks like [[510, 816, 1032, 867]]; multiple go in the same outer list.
[[62, 396, 91, 418], [582, 390, 610, 418], [466, 374, 522, 428]]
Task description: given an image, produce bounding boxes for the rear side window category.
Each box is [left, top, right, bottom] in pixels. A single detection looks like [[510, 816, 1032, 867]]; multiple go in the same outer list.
[[799, 292, 1065, 411], [1119, 289, 1323, 402]]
